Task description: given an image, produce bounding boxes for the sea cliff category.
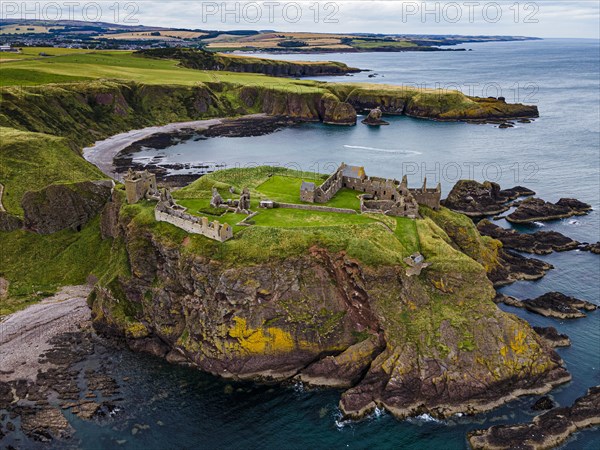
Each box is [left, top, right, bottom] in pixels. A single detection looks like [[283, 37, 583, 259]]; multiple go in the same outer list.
[[86, 172, 569, 420]]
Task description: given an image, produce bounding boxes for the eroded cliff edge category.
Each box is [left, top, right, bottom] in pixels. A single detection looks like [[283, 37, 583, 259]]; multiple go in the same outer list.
[[89, 189, 569, 420], [0, 78, 538, 149]]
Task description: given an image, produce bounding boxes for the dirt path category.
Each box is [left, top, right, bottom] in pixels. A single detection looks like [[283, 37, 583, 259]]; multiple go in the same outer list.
[[0, 285, 92, 382], [0, 182, 5, 212]]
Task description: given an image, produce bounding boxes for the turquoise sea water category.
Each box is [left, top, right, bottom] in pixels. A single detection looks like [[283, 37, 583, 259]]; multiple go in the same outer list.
[[49, 39, 600, 449]]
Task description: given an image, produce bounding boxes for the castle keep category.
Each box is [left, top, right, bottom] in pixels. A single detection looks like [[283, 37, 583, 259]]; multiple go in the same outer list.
[[124, 169, 159, 204], [300, 163, 441, 218]]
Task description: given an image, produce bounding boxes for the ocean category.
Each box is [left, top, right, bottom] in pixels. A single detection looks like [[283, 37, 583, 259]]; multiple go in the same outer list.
[[68, 39, 600, 449]]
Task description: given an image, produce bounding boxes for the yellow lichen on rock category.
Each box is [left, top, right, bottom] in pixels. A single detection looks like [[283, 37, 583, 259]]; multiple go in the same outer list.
[[227, 317, 296, 355]]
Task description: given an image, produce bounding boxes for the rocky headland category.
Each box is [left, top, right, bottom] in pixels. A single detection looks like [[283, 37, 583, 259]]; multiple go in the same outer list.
[[477, 220, 580, 254], [507, 197, 592, 223], [495, 292, 597, 319], [137, 48, 362, 77], [79, 170, 571, 423], [468, 386, 600, 450], [442, 180, 535, 217]]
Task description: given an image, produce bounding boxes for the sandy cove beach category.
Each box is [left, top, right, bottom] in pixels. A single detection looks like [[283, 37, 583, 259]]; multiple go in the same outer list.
[[82, 114, 271, 181], [82, 118, 225, 181]]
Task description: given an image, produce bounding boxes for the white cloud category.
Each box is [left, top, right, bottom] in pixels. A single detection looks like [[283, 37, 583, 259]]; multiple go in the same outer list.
[[6, 1, 600, 38]]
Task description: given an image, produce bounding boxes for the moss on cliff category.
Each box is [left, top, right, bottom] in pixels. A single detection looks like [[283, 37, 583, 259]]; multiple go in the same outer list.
[[0, 127, 106, 216], [0, 217, 129, 315]]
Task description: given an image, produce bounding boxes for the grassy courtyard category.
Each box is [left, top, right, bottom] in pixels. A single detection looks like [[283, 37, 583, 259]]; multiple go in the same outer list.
[[169, 167, 421, 256]]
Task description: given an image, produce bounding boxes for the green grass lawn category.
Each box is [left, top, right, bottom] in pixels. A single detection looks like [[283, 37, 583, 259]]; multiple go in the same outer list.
[[252, 208, 371, 228], [255, 175, 361, 210], [394, 217, 421, 254]]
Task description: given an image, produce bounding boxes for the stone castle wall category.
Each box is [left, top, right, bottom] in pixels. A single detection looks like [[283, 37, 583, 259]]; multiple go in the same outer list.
[[155, 205, 233, 242], [314, 169, 344, 203], [342, 176, 402, 200], [410, 189, 442, 210], [124, 171, 158, 204]]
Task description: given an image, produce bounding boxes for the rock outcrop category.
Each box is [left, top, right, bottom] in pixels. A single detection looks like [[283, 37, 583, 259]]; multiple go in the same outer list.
[[442, 180, 534, 217], [321, 96, 357, 125], [533, 327, 571, 348], [495, 292, 597, 319], [524, 292, 597, 319], [90, 204, 570, 421], [22, 181, 113, 234], [0, 211, 23, 232], [580, 241, 600, 254], [361, 108, 389, 126], [531, 395, 556, 411], [469, 386, 600, 450], [507, 197, 592, 223], [477, 220, 580, 254]]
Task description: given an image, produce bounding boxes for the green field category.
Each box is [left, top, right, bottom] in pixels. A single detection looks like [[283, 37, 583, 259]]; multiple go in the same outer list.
[[351, 39, 418, 49], [0, 50, 326, 91]]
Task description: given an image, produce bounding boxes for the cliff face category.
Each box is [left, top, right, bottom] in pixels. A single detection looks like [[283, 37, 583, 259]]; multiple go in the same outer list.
[[0, 80, 539, 150], [137, 48, 362, 77], [90, 205, 569, 419]]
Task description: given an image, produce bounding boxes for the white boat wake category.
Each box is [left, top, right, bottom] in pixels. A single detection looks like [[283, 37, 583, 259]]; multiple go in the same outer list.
[[343, 145, 422, 155]]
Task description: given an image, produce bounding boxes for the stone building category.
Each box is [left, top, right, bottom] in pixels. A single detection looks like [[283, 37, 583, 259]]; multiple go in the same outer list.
[[299, 163, 441, 218], [124, 169, 159, 204], [154, 191, 233, 242]]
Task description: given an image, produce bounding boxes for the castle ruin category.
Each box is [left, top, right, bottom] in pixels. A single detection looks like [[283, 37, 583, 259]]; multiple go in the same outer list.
[[300, 163, 441, 218], [124, 171, 234, 242], [124, 169, 160, 204], [155, 200, 233, 242]]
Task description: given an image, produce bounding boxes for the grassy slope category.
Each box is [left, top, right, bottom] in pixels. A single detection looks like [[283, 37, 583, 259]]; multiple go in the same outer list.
[[0, 51, 513, 314], [0, 217, 129, 315], [0, 127, 106, 216]]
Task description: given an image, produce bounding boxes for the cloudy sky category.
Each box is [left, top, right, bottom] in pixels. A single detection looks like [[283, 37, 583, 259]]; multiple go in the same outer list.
[[6, 1, 600, 38]]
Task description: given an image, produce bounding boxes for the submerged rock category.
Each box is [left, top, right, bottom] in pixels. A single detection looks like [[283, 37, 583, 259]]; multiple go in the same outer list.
[[507, 197, 592, 223], [531, 395, 556, 411], [477, 220, 579, 254], [469, 386, 600, 450], [580, 241, 600, 254]]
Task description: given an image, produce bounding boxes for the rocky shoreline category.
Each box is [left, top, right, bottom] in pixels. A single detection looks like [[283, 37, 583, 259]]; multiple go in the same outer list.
[[494, 292, 598, 320], [468, 386, 600, 450], [507, 198, 592, 224], [442, 180, 535, 217], [0, 286, 124, 445], [112, 115, 301, 185]]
